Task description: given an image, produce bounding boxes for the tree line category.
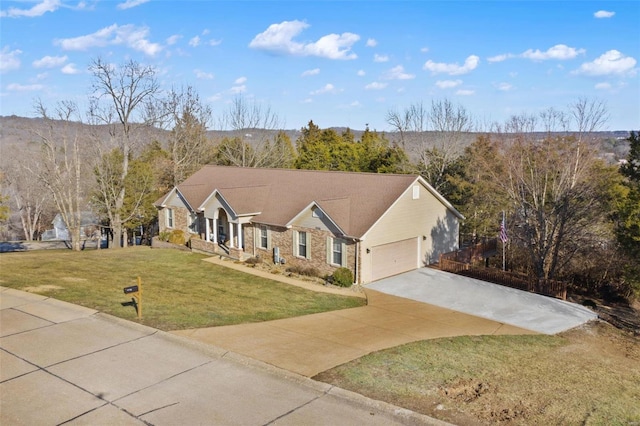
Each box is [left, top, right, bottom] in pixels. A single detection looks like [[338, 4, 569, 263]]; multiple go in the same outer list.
[[0, 58, 638, 301]]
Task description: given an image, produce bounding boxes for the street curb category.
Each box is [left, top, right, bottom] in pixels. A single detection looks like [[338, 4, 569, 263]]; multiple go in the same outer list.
[[95, 312, 450, 426]]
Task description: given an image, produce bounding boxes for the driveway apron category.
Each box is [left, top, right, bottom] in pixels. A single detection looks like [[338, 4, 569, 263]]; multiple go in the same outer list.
[[173, 288, 535, 377]]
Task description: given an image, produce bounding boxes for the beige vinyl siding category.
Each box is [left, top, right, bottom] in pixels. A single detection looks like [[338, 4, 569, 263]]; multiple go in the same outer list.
[[360, 182, 459, 283]]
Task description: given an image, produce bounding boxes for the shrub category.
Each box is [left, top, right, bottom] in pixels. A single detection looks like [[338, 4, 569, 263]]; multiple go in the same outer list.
[[285, 265, 320, 278], [245, 256, 261, 266], [332, 267, 353, 287], [158, 231, 171, 242], [168, 230, 187, 246]]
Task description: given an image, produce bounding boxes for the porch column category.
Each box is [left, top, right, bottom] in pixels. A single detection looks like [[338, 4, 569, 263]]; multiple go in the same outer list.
[[229, 222, 234, 248], [237, 222, 243, 250], [205, 218, 210, 242], [212, 217, 217, 244]]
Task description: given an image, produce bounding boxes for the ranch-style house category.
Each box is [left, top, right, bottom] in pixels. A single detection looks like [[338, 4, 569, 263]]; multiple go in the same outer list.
[[155, 166, 464, 285]]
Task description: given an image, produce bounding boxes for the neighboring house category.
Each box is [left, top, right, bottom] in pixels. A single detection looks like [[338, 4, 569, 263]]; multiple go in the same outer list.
[[155, 166, 464, 285], [41, 212, 100, 241]]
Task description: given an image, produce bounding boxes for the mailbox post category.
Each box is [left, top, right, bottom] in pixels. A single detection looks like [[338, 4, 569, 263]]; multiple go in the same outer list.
[[123, 276, 143, 319]]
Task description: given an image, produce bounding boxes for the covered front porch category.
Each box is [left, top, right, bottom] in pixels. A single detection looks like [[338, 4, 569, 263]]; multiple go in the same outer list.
[[191, 206, 252, 260]]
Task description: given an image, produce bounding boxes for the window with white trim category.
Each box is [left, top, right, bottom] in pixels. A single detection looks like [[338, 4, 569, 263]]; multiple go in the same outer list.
[[327, 236, 347, 266], [332, 239, 343, 265], [258, 225, 268, 249], [166, 208, 174, 228], [294, 230, 310, 259], [298, 231, 307, 258]]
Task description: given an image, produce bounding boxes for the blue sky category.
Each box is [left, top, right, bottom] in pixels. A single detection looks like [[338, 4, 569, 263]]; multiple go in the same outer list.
[[1, 1, 638, 131]]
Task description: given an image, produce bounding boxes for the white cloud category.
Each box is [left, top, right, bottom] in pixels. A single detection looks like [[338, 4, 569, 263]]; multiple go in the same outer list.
[[302, 68, 320, 77], [496, 82, 513, 91], [420, 47, 429, 53], [366, 38, 377, 47], [0, 0, 60, 18], [166, 35, 182, 45], [456, 89, 475, 96], [56, 24, 162, 56], [574, 50, 637, 76], [435, 79, 462, 89], [595, 82, 612, 90], [7, 83, 44, 91], [208, 39, 222, 46], [423, 55, 479, 75], [249, 20, 359, 60], [357, 70, 365, 76], [365, 82, 388, 90], [33, 55, 67, 68], [0, 47, 22, 73], [487, 53, 512, 63], [235, 76, 247, 85], [310, 83, 340, 95], [521, 44, 585, 61], [374, 54, 389, 63], [383, 65, 414, 80], [61, 63, 80, 74], [189, 36, 201, 47], [230, 85, 246, 94], [194, 69, 214, 79], [594, 10, 615, 18], [117, 0, 149, 10]]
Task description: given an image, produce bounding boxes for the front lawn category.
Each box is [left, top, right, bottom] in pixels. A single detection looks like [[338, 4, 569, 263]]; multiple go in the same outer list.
[[0, 247, 365, 330], [314, 321, 640, 425]]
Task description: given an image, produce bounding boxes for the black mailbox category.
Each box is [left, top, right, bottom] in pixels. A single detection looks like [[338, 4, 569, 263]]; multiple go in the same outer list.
[[123, 285, 139, 294]]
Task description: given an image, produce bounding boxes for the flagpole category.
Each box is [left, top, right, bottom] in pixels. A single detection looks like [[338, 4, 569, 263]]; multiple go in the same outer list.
[[502, 211, 506, 271]]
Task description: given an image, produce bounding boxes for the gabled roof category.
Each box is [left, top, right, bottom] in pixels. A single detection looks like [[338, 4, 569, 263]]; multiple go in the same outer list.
[[160, 165, 463, 238]]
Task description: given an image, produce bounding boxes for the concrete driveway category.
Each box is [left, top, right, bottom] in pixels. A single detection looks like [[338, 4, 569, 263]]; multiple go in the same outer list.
[[368, 267, 597, 334]]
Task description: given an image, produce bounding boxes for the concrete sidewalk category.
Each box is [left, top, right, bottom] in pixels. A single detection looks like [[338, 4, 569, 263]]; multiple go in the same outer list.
[[0, 287, 447, 426]]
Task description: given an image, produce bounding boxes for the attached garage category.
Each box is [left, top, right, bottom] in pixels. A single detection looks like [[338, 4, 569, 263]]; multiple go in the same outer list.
[[370, 238, 418, 282]]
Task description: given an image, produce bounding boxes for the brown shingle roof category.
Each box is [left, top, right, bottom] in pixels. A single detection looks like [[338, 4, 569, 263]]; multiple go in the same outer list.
[[165, 165, 457, 238]]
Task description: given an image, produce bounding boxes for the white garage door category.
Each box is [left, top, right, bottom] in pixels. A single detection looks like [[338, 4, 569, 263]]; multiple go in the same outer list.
[[371, 238, 418, 282]]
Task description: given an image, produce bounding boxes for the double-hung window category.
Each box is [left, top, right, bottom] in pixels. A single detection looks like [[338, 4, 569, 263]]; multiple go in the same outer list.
[[167, 208, 174, 228], [258, 225, 268, 249], [327, 237, 347, 266], [297, 231, 307, 258], [332, 239, 343, 265]]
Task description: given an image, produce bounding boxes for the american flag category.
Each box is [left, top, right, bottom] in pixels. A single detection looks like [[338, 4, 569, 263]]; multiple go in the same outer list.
[[499, 217, 508, 243]]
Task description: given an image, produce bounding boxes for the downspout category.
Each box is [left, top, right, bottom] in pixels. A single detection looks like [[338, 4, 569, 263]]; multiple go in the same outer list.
[[354, 239, 360, 285]]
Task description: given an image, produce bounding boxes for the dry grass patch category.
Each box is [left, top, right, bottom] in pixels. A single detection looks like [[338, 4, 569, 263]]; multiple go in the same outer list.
[[315, 321, 640, 425]]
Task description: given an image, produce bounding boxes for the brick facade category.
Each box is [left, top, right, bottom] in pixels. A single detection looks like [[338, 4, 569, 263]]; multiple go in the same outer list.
[[245, 223, 356, 280], [159, 207, 356, 281]]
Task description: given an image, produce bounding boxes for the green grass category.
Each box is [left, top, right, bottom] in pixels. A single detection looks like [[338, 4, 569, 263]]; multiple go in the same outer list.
[[315, 322, 640, 425], [0, 247, 365, 330]]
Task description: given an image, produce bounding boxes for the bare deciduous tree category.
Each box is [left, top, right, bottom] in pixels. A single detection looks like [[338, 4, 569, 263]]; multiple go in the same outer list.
[[160, 86, 214, 185], [89, 58, 159, 248], [29, 100, 91, 251], [386, 99, 473, 191], [482, 99, 610, 279], [3, 154, 52, 241], [216, 96, 287, 168]]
